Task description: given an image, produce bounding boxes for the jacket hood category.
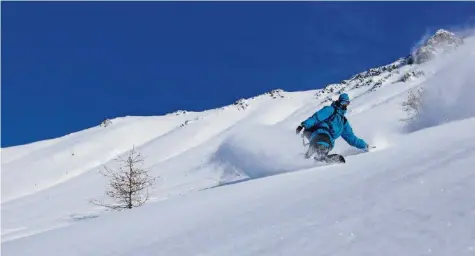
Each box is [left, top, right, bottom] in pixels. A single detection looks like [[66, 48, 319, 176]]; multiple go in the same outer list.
[[331, 101, 347, 115]]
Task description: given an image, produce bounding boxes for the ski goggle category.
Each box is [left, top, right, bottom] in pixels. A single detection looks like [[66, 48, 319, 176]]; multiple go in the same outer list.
[[340, 100, 350, 107]]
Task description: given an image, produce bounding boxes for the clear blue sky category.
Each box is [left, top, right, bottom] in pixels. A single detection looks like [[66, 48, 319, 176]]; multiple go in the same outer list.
[[2, 2, 475, 147]]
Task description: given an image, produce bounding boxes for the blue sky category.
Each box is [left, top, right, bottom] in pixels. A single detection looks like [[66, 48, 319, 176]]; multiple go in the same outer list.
[[2, 2, 475, 147]]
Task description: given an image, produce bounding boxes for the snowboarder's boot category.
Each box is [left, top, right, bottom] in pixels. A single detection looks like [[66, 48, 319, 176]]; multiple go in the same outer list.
[[305, 142, 330, 159]]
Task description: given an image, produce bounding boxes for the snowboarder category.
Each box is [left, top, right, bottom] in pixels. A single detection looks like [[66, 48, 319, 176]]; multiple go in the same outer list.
[[295, 93, 373, 162]]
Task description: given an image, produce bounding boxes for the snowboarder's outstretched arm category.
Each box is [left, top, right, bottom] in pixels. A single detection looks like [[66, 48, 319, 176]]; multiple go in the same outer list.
[[341, 122, 368, 149], [301, 106, 334, 129]]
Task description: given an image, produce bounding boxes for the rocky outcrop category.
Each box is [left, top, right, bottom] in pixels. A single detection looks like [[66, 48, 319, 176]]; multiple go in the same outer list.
[[411, 29, 463, 64], [395, 70, 425, 83], [234, 99, 249, 111], [266, 89, 285, 99], [169, 110, 188, 116], [100, 118, 112, 127]]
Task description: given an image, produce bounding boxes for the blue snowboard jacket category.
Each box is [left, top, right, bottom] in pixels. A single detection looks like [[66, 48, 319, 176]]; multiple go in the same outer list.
[[301, 102, 367, 150]]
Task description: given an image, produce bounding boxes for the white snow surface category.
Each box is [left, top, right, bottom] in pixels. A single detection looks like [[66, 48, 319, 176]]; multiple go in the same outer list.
[[2, 32, 475, 256]]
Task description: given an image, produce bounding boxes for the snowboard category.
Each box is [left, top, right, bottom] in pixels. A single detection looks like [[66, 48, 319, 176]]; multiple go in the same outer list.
[[314, 154, 346, 164]]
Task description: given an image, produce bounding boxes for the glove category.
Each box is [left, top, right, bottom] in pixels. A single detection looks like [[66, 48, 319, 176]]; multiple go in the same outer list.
[[296, 125, 304, 135], [365, 144, 376, 152]]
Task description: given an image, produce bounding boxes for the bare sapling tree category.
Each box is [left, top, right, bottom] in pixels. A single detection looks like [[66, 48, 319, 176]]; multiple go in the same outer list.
[[90, 146, 156, 211], [402, 88, 423, 121]]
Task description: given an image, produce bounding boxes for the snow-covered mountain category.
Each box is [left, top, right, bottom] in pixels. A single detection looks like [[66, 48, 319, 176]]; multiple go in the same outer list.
[[411, 29, 464, 64], [2, 29, 475, 256]]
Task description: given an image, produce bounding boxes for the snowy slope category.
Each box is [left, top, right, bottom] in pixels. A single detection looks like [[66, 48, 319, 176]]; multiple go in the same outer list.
[[3, 118, 475, 256], [2, 29, 475, 255]]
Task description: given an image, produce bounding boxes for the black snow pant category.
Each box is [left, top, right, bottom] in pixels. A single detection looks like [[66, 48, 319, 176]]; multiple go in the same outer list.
[[305, 133, 331, 160]]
